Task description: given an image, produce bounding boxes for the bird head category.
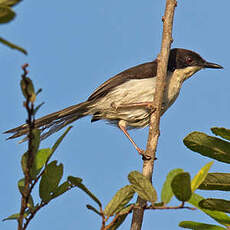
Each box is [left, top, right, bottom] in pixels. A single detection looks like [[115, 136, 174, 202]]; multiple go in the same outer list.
[[168, 48, 223, 81]]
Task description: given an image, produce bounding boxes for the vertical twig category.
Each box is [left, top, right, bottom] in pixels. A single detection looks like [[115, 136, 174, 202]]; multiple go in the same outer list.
[[130, 1, 177, 229], [18, 64, 35, 230]]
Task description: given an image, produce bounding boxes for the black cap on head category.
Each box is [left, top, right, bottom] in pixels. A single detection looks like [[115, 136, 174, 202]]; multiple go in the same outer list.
[[168, 48, 223, 71]]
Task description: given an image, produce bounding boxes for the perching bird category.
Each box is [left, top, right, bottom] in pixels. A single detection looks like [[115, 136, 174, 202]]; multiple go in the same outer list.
[[5, 48, 223, 154]]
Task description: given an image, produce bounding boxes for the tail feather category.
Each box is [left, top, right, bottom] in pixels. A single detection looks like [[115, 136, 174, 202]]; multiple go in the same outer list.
[[4, 101, 92, 141]]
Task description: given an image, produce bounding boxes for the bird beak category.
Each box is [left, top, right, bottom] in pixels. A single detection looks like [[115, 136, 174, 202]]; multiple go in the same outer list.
[[203, 61, 223, 69]]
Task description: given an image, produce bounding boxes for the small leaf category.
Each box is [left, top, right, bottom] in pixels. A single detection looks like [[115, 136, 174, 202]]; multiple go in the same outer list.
[[30, 148, 52, 179], [39, 161, 63, 202], [51, 181, 70, 200], [191, 162, 213, 192], [0, 6, 15, 23], [211, 127, 230, 141], [0, 0, 22, 7], [128, 171, 157, 203], [17, 178, 34, 209], [31, 129, 40, 155], [0, 37, 27, 55], [188, 193, 230, 226], [199, 199, 230, 213], [199, 173, 230, 191], [21, 152, 28, 176], [161, 168, 184, 204], [33, 102, 45, 115], [104, 185, 135, 217], [108, 214, 128, 230], [3, 212, 28, 221], [171, 172, 192, 202], [68, 176, 102, 208], [20, 77, 36, 102], [179, 221, 226, 230], [184, 131, 230, 164], [86, 204, 102, 216]]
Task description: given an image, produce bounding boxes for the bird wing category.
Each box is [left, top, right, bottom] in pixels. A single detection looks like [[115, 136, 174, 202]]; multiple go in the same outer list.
[[87, 60, 157, 102]]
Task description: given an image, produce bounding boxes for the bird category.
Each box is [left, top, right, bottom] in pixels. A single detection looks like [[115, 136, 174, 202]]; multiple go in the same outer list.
[[5, 48, 223, 154]]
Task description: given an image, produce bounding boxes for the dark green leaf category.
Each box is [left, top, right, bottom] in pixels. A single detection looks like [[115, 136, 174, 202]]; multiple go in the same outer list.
[[39, 161, 63, 202], [108, 214, 128, 230], [199, 199, 230, 213], [171, 172, 192, 202], [191, 162, 213, 192], [104, 185, 135, 217], [188, 193, 230, 226], [211, 127, 230, 141], [179, 221, 226, 230], [0, 6, 15, 23], [0, 37, 27, 55], [3, 212, 28, 221], [199, 173, 230, 191], [0, 0, 22, 7], [128, 171, 157, 203], [161, 168, 184, 204], [184, 132, 230, 164], [51, 181, 70, 200], [68, 176, 102, 208], [86, 204, 102, 216]]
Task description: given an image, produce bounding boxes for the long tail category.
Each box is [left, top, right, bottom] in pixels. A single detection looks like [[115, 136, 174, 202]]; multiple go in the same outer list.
[[4, 101, 92, 142]]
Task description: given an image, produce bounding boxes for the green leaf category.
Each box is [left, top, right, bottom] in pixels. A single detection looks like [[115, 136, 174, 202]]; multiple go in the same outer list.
[[21, 151, 28, 176], [30, 148, 52, 179], [20, 77, 36, 102], [211, 127, 230, 141], [179, 221, 226, 230], [108, 214, 128, 230], [0, 0, 22, 7], [188, 193, 230, 226], [171, 172, 192, 202], [161, 168, 184, 204], [3, 212, 28, 221], [199, 199, 230, 213], [0, 37, 27, 55], [31, 129, 40, 154], [39, 161, 63, 202], [184, 131, 230, 164], [51, 126, 73, 154], [51, 181, 70, 200], [199, 173, 230, 191], [86, 204, 102, 216], [128, 171, 157, 203], [191, 162, 213, 192], [68, 176, 102, 208], [33, 102, 45, 115], [17, 178, 34, 210], [0, 6, 15, 23], [104, 185, 135, 217]]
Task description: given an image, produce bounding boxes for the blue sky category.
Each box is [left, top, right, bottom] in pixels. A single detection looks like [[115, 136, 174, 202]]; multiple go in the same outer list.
[[1, 1, 230, 230]]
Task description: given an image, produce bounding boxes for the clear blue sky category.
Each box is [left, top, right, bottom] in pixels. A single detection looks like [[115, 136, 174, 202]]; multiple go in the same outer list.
[[1, 1, 230, 229]]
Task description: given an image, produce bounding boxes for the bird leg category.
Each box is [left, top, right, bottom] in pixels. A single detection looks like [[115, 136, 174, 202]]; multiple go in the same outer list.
[[112, 102, 156, 112], [118, 120, 144, 155]]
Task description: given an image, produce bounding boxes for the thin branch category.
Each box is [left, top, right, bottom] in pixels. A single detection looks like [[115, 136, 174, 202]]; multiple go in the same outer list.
[[18, 64, 36, 230], [130, 1, 177, 229], [22, 202, 48, 230]]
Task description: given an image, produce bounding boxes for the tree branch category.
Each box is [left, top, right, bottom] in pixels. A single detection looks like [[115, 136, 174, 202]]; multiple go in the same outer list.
[[130, 1, 177, 229]]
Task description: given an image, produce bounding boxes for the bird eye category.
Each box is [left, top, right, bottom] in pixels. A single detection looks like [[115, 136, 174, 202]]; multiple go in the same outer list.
[[186, 57, 193, 65]]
